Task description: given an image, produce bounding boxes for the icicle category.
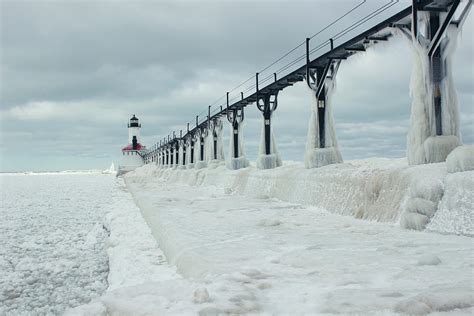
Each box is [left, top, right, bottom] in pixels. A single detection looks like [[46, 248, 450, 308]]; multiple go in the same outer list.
[[227, 122, 249, 170], [208, 118, 225, 169], [406, 14, 462, 165], [256, 113, 282, 169], [194, 131, 208, 169], [304, 77, 343, 168]]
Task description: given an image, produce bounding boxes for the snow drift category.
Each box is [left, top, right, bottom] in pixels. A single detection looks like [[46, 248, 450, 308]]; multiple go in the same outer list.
[[127, 157, 472, 236]]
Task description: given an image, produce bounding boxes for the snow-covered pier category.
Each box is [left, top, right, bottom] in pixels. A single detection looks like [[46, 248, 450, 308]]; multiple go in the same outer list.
[[84, 158, 472, 314]]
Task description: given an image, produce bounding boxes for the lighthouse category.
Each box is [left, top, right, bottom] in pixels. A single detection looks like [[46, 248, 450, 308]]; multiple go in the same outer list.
[[117, 115, 147, 176]]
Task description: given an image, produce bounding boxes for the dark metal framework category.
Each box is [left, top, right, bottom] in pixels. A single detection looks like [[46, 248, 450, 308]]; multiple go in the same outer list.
[[226, 92, 245, 158], [143, 0, 469, 164], [256, 73, 279, 155]]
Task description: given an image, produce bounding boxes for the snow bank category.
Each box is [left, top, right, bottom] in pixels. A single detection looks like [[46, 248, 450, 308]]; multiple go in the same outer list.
[[446, 145, 474, 173], [133, 159, 422, 222], [427, 170, 474, 236], [137, 157, 472, 235], [121, 163, 474, 314]]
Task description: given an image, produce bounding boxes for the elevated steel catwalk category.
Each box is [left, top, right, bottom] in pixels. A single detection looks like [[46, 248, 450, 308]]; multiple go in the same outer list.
[[147, 0, 468, 155]]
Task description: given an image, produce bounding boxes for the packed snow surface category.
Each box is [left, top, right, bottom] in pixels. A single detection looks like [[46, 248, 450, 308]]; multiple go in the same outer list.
[[0, 172, 112, 314], [112, 161, 473, 314]]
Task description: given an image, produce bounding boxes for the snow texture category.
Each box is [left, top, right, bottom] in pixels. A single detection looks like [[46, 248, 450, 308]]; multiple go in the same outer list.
[[427, 170, 474, 236], [304, 78, 343, 168], [446, 145, 474, 173], [400, 163, 446, 230], [257, 115, 282, 169], [118, 162, 474, 314], [407, 18, 461, 165], [0, 173, 110, 315], [227, 122, 249, 170]]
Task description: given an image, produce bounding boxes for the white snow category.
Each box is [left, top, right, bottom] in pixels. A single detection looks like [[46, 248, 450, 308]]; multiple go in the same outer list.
[[0, 172, 111, 314], [101, 160, 474, 314], [446, 145, 474, 173], [427, 170, 474, 236]]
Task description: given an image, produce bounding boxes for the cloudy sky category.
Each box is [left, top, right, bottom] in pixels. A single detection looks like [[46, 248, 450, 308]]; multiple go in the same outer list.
[[1, 0, 472, 172]]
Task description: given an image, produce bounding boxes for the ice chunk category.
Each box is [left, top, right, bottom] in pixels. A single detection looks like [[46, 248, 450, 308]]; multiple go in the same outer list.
[[193, 288, 210, 304], [446, 145, 474, 173], [227, 157, 249, 170], [400, 212, 429, 230], [417, 254, 441, 266], [405, 197, 436, 217], [427, 171, 474, 236], [304, 147, 342, 169], [423, 135, 461, 164]]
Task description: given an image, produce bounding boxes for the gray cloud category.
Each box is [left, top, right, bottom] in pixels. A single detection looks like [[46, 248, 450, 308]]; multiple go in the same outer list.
[[1, 0, 472, 171]]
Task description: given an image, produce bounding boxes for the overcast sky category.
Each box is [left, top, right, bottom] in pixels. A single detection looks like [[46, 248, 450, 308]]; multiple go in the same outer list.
[[1, 0, 472, 172]]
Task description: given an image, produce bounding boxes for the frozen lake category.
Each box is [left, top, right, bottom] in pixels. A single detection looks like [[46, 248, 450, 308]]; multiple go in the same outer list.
[[0, 172, 114, 314]]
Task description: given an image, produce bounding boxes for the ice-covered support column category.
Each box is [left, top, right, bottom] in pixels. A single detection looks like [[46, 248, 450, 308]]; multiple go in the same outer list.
[[304, 38, 343, 168], [158, 141, 163, 167], [167, 135, 174, 168], [179, 131, 187, 168], [185, 123, 195, 169], [207, 107, 225, 168], [195, 116, 208, 169], [166, 145, 170, 167], [406, 0, 469, 164], [256, 73, 282, 169], [226, 92, 249, 170]]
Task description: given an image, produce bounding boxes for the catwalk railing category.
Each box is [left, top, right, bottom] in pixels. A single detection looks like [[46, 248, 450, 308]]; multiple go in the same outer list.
[[143, 0, 472, 168]]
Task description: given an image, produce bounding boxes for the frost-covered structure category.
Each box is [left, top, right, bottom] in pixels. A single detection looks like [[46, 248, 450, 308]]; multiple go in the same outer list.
[[256, 90, 282, 170], [257, 119, 282, 169], [206, 118, 225, 168], [304, 75, 343, 168], [445, 145, 474, 173], [226, 103, 249, 170], [406, 9, 465, 164], [194, 130, 208, 169], [227, 122, 249, 170]]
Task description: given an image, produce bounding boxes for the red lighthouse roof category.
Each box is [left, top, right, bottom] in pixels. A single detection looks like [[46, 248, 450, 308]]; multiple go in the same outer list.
[[122, 143, 144, 151]]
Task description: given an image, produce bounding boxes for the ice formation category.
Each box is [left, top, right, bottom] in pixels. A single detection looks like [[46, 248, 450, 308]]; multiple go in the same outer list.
[[407, 15, 462, 165], [206, 119, 225, 168], [178, 145, 186, 169], [445, 145, 474, 173], [227, 122, 249, 170], [185, 140, 194, 169], [194, 132, 208, 169], [256, 114, 282, 170], [108, 162, 474, 314], [400, 164, 445, 230], [304, 77, 343, 168]]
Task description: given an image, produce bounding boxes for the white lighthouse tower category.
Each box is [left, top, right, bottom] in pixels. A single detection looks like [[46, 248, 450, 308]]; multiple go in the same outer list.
[[117, 115, 147, 176]]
